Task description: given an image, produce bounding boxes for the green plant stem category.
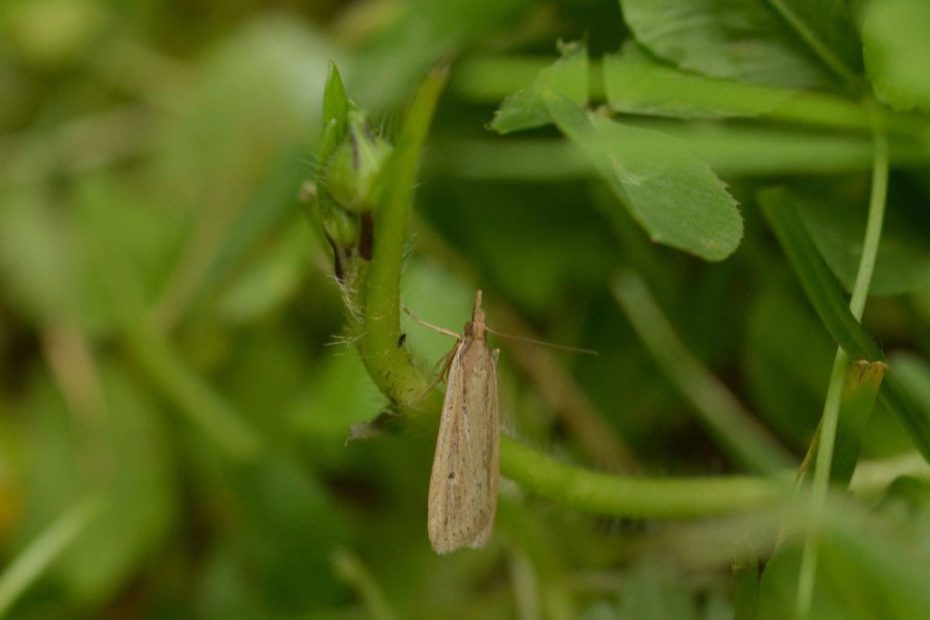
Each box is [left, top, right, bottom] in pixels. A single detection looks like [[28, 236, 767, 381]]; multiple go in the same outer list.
[[0, 494, 105, 618], [359, 65, 447, 416], [613, 271, 794, 475], [332, 549, 398, 620], [502, 437, 786, 517], [432, 131, 930, 180], [795, 107, 889, 620], [849, 127, 890, 319], [497, 497, 576, 620]]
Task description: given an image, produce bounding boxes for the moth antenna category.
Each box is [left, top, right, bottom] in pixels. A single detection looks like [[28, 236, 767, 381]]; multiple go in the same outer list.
[[485, 327, 598, 355], [402, 305, 462, 340]]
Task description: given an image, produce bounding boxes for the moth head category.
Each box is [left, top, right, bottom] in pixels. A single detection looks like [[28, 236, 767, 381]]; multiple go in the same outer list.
[[465, 290, 487, 340]]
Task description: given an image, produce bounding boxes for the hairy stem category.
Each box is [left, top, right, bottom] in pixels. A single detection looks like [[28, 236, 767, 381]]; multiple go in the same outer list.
[[358, 66, 447, 417]]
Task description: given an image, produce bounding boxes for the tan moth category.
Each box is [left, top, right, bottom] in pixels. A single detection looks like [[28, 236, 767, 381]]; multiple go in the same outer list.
[[426, 290, 500, 554]]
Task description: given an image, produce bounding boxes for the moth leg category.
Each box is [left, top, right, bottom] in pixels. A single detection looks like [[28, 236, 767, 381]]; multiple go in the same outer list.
[[404, 345, 458, 406]]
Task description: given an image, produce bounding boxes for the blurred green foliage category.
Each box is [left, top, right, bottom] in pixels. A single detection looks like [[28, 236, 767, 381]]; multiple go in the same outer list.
[[2, 0, 930, 618]]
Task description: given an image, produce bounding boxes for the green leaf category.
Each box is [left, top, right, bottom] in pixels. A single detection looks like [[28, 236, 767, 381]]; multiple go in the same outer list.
[[759, 187, 930, 464], [76, 193, 264, 461], [742, 289, 832, 444], [148, 19, 339, 330], [227, 456, 349, 613], [490, 41, 588, 134], [545, 95, 742, 261], [890, 353, 930, 429], [16, 364, 175, 609], [618, 0, 858, 89], [56, 364, 177, 607], [214, 225, 307, 324], [194, 148, 312, 317], [774, 0, 862, 76], [759, 499, 930, 620], [72, 176, 190, 335], [799, 360, 887, 487], [796, 184, 930, 296], [288, 350, 381, 448], [349, 0, 532, 107], [160, 18, 336, 185], [863, 0, 930, 113], [123, 322, 264, 461], [0, 190, 80, 325], [876, 475, 930, 518], [320, 61, 349, 162], [759, 187, 882, 360]]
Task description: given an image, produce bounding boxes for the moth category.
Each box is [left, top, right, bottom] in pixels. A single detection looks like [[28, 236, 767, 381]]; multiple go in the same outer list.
[[427, 290, 500, 554]]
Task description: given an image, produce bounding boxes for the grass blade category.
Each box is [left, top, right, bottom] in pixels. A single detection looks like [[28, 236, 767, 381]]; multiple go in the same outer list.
[[613, 271, 794, 474], [0, 495, 105, 617]]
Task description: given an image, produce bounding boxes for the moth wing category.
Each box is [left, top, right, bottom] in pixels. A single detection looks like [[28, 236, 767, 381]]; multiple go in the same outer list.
[[427, 340, 498, 554], [427, 340, 467, 553], [469, 347, 499, 549]]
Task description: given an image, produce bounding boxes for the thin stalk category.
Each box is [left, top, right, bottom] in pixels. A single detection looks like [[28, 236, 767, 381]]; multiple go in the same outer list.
[[613, 272, 794, 475], [795, 105, 889, 619], [0, 495, 105, 618], [332, 549, 398, 620]]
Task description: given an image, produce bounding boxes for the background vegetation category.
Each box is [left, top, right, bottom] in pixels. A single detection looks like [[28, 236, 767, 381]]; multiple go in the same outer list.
[[2, 0, 930, 618]]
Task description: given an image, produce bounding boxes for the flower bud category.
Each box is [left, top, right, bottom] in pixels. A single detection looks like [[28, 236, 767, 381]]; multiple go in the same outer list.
[[324, 109, 392, 213]]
